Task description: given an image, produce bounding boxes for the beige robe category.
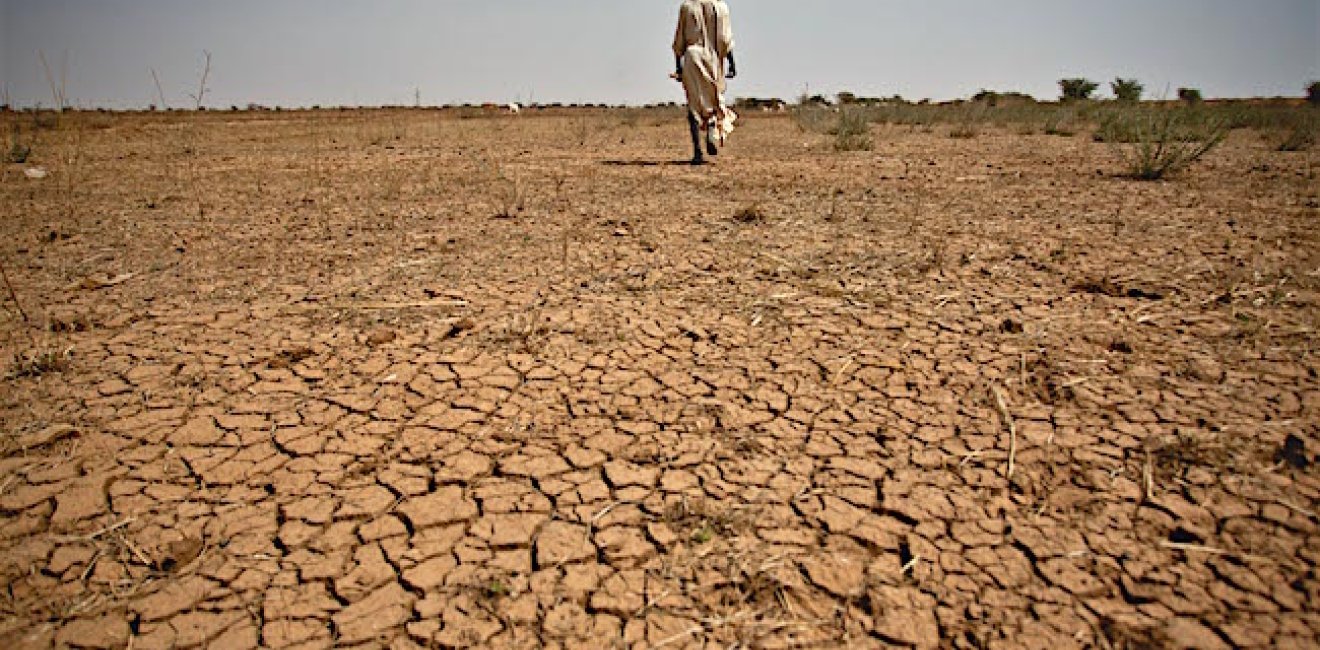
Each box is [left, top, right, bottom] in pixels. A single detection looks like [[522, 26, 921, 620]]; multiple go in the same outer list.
[[673, 0, 737, 142]]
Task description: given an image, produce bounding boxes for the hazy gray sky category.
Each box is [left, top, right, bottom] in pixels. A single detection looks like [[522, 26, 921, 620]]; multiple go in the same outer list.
[[2, 0, 1317, 108]]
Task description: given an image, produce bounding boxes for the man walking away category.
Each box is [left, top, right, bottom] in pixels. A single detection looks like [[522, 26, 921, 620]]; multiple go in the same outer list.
[[673, 0, 737, 165]]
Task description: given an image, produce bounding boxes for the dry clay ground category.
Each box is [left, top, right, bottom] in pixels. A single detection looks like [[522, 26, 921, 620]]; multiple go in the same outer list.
[[0, 108, 1317, 649]]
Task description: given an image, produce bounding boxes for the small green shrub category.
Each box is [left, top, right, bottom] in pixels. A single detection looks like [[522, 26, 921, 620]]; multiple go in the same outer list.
[[1113, 107, 1228, 180]]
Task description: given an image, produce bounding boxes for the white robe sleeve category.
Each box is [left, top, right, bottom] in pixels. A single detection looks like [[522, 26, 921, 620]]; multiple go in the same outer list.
[[673, 5, 690, 58], [716, 2, 734, 58]]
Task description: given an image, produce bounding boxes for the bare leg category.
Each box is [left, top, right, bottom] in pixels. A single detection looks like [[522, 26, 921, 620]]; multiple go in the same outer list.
[[687, 112, 705, 164]]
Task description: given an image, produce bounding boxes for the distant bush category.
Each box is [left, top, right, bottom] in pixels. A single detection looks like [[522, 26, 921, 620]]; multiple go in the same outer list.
[[972, 90, 1035, 107], [1060, 78, 1099, 101], [791, 101, 834, 134], [1307, 81, 1320, 106], [833, 106, 874, 151], [1178, 88, 1203, 104], [1111, 78, 1144, 102], [736, 97, 786, 111]]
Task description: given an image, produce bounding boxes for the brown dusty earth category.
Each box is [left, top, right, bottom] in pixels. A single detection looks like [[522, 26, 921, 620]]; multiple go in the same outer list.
[[0, 108, 1317, 649]]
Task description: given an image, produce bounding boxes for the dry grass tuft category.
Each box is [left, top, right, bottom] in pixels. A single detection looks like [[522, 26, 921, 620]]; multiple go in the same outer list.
[[732, 204, 767, 224], [833, 107, 874, 151], [1110, 108, 1228, 180], [1276, 114, 1316, 152], [8, 346, 73, 379]]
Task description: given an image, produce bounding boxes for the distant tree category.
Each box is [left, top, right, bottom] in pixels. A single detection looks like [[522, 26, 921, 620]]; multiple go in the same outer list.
[[973, 90, 1034, 106], [1111, 78, 1144, 102], [1177, 87, 1203, 104], [836, 91, 857, 105], [1059, 78, 1099, 101], [1307, 81, 1320, 106]]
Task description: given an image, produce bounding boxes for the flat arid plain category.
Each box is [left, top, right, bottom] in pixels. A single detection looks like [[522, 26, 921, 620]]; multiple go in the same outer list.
[[0, 106, 1317, 648]]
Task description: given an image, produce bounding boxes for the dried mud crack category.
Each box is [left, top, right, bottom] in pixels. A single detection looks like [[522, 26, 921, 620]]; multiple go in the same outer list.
[[0, 109, 1316, 648]]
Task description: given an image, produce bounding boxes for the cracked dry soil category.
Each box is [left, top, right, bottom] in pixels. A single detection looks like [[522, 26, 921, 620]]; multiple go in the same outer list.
[[0, 108, 1317, 649]]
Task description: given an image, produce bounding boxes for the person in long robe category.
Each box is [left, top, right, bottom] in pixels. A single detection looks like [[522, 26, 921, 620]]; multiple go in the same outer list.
[[673, 0, 737, 164]]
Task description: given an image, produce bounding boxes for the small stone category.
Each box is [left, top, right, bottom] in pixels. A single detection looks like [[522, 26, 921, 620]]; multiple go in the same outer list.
[[366, 328, 397, 346]]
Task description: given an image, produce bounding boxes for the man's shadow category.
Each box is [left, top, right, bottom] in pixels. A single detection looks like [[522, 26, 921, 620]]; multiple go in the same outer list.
[[601, 159, 698, 167]]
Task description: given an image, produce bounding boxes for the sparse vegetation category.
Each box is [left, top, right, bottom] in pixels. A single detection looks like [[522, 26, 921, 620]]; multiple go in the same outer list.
[[789, 101, 834, 134], [490, 163, 526, 218], [1178, 87, 1203, 104], [5, 124, 31, 163], [1111, 106, 1228, 179], [1093, 109, 1143, 143], [1043, 108, 1078, 136], [1276, 113, 1316, 151], [948, 121, 979, 139], [833, 106, 874, 151]]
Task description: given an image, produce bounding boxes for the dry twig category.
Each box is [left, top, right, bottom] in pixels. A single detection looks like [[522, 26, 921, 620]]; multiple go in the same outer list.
[[990, 385, 1017, 481], [0, 258, 29, 324]]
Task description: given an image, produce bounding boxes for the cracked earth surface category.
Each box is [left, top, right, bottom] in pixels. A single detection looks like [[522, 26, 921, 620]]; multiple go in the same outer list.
[[0, 109, 1317, 648]]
